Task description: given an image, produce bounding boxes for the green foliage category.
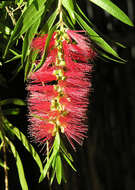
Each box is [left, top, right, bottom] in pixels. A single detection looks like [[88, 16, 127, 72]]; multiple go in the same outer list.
[[39, 132, 76, 185], [6, 137, 29, 190], [0, 101, 43, 189], [62, 0, 75, 24]]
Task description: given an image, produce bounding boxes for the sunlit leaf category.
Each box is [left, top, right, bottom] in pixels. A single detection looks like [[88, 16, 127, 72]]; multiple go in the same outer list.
[[6, 138, 28, 190], [0, 158, 9, 170], [0, 141, 4, 151], [89, 0, 134, 26], [40, 9, 58, 34], [55, 153, 62, 184], [75, 3, 92, 25], [50, 158, 56, 185], [75, 12, 120, 58], [63, 9, 74, 29], [115, 42, 126, 48], [62, 0, 75, 24], [0, 23, 11, 35], [9, 49, 21, 56], [22, 17, 41, 65], [60, 139, 73, 162], [5, 55, 22, 63], [39, 132, 60, 183], [11, 127, 43, 173], [98, 51, 126, 63], [62, 153, 76, 172]]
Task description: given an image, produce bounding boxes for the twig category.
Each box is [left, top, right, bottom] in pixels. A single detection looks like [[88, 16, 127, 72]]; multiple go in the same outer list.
[[5, 6, 24, 41], [5, 6, 16, 26]]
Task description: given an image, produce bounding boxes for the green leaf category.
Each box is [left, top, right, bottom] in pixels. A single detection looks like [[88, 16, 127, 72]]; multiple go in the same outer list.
[[115, 42, 126, 49], [22, 18, 41, 65], [0, 158, 9, 170], [75, 12, 119, 58], [60, 139, 73, 162], [98, 51, 126, 63], [55, 153, 62, 184], [27, 0, 35, 6], [39, 132, 60, 183], [62, 153, 76, 172], [0, 141, 4, 151], [40, 9, 58, 34], [75, 3, 92, 25], [6, 138, 28, 190], [89, 0, 134, 26], [5, 55, 22, 63], [50, 158, 56, 185], [62, 0, 75, 24], [24, 50, 38, 81], [4, 0, 47, 57], [63, 9, 74, 29], [16, 0, 24, 6], [11, 127, 43, 173], [0, 99, 25, 106], [9, 49, 21, 56], [0, 23, 11, 35]]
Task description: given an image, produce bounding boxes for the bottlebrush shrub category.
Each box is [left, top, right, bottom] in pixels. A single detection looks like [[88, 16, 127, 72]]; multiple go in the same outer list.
[[27, 30, 96, 150]]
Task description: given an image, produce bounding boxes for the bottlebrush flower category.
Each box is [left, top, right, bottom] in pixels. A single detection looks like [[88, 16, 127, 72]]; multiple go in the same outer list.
[[27, 30, 96, 150]]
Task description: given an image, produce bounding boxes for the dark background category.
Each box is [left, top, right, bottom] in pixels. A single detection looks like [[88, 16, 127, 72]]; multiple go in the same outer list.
[[1, 0, 135, 189]]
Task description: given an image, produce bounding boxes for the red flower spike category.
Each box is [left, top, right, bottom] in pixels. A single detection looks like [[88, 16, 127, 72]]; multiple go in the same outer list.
[[27, 30, 96, 149]]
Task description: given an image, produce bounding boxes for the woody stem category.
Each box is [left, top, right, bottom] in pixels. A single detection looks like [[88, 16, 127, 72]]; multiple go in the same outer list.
[[58, 0, 64, 30]]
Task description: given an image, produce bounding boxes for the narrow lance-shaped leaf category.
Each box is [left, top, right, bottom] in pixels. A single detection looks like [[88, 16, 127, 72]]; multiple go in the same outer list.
[[40, 9, 58, 34], [50, 157, 56, 185], [89, 0, 134, 26], [62, 153, 76, 172], [22, 17, 41, 65], [75, 12, 121, 59], [63, 9, 74, 29], [10, 127, 43, 173], [55, 153, 62, 184], [6, 137, 28, 190], [98, 50, 126, 64], [39, 132, 60, 183], [3, 118, 43, 173], [5, 55, 22, 63], [62, 0, 75, 24], [75, 3, 92, 25], [0, 158, 9, 170]]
